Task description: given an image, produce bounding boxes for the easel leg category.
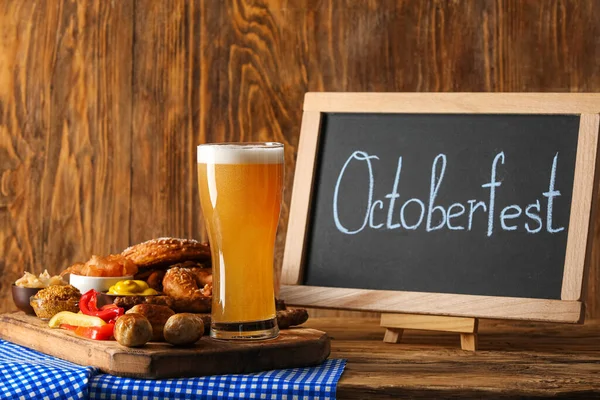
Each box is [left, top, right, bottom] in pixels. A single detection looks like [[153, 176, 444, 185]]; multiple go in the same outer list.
[[460, 333, 478, 351], [381, 314, 479, 351], [383, 328, 403, 343]]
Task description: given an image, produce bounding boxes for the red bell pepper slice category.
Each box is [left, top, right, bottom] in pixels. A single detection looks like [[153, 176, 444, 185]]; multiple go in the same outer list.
[[74, 323, 115, 340], [59, 324, 78, 331], [80, 289, 124, 323], [59, 322, 115, 341]]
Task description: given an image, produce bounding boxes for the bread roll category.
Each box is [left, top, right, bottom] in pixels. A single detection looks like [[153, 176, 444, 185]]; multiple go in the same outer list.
[[163, 313, 204, 346], [126, 304, 175, 341], [114, 314, 152, 347]]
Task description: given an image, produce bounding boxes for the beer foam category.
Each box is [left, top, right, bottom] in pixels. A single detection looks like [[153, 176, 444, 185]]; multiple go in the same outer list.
[[197, 143, 283, 164]]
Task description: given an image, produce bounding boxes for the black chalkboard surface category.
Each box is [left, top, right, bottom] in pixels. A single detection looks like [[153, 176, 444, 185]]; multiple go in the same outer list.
[[303, 113, 579, 299], [281, 93, 600, 323]]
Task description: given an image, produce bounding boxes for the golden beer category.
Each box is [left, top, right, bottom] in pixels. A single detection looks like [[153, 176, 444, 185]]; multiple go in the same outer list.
[[197, 142, 283, 340]]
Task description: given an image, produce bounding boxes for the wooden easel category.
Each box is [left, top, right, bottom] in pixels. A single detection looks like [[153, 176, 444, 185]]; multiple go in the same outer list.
[[381, 313, 479, 351]]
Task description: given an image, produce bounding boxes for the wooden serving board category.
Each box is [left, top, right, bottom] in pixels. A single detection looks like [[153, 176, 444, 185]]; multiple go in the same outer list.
[[0, 312, 330, 379]]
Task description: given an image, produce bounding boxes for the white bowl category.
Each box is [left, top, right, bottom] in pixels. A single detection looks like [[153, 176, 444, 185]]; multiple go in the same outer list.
[[69, 274, 134, 294]]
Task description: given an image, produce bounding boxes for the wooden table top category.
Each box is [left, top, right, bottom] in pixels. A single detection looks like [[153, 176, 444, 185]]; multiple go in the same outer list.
[[304, 317, 600, 399]]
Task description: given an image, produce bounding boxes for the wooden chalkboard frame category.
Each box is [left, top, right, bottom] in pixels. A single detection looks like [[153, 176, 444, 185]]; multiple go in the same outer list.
[[281, 93, 600, 323]]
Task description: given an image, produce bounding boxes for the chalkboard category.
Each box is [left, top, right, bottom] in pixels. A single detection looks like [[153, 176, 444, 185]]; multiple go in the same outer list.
[[304, 113, 578, 299], [281, 93, 600, 323]]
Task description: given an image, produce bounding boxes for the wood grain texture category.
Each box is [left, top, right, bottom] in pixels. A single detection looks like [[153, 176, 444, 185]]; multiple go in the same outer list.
[[281, 285, 584, 323], [381, 313, 479, 350], [382, 328, 403, 344], [0, 0, 133, 311], [130, 0, 203, 244], [0, 312, 330, 379], [303, 92, 600, 113], [562, 114, 600, 300], [1, 0, 600, 320], [307, 317, 600, 399], [281, 110, 321, 287], [380, 313, 478, 333], [460, 333, 478, 352]]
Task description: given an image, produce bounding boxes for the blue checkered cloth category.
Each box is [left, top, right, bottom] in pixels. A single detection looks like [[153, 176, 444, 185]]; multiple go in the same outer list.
[[0, 339, 346, 400], [89, 359, 346, 400], [0, 339, 97, 399]]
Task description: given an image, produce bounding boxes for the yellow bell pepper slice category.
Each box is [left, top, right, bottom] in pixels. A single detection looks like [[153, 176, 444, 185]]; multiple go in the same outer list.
[[48, 311, 106, 329]]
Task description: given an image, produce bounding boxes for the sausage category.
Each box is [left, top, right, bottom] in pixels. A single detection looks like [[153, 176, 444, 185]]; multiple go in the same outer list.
[[188, 309, 308, 333], [196, 313, 211, 335], [277, 308, 309, 329], [114, 314, 153, 347], [163, 313, 204, 346], [126, 304, 175, 342]]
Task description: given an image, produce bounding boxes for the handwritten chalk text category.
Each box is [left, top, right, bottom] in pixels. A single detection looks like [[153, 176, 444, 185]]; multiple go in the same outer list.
[[333, 151, 563, 236]]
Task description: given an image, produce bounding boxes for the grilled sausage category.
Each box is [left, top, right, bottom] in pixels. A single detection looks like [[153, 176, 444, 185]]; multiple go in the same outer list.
[[163, 313, 204, 346], [126, 304, 175, 342], [114, 314, 153, 347]]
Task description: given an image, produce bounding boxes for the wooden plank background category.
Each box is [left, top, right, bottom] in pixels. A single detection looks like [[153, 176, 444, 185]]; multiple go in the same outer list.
[[1, 0, 599, 318]]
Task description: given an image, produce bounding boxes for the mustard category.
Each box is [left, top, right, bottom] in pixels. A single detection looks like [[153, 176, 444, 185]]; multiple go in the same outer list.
[[107, 280, 158, 296]]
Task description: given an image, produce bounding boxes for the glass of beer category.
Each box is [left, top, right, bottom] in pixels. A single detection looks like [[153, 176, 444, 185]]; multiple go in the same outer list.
[[197, 142, 283, 340]]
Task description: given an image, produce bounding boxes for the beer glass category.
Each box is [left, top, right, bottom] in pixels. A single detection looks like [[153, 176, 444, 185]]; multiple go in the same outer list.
[[197, 142, 283, 340]]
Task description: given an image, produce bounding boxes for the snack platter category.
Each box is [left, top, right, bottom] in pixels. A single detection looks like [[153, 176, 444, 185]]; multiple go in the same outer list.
[[0, 312, 329, 379], [5, 237, 328, 378]]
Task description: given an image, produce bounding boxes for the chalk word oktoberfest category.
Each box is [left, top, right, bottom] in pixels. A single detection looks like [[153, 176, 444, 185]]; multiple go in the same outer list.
[[333, 151, 564, 236]]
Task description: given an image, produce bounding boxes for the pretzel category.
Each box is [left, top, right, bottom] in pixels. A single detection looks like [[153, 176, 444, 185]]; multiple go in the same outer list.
[[121, 238, 211, 269]]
